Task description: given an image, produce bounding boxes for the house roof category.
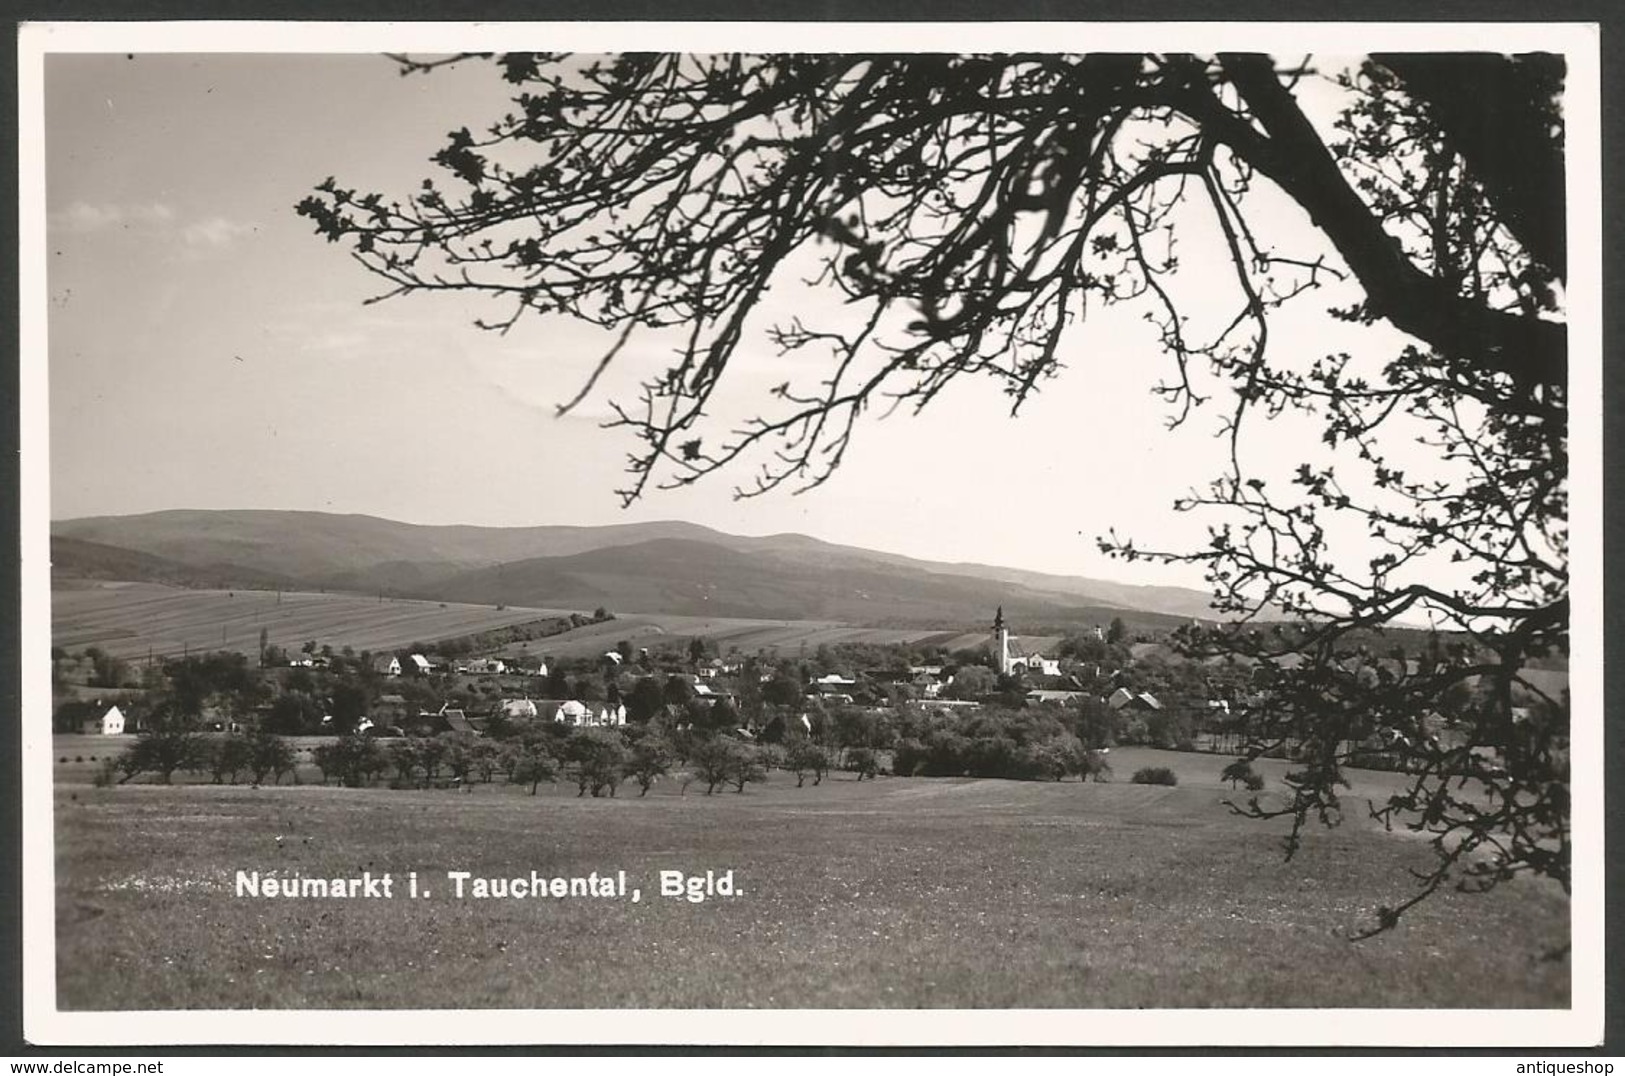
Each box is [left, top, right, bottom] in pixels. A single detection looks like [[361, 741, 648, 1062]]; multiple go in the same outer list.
[[441, 709, 475, 734], [1106, 687, 1163, 711], [1026, 690, 1085, 703]]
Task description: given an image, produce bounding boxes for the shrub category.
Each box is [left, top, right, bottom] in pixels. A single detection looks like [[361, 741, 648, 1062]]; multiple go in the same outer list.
[[1220, 758, 1258, 790], [889, 737, 926, 778], [1131, 766, 1178, 786], [1243, 771, 1266, 791], [845, 747, 879, 780]]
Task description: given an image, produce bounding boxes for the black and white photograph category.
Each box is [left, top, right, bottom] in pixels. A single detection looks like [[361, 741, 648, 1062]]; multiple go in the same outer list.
[[18, 21, 1603, 1047]]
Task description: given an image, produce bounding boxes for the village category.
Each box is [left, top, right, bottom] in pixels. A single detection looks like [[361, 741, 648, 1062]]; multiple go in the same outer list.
[[52, 599, 1561, 792], [56, 609, 1202, 739]]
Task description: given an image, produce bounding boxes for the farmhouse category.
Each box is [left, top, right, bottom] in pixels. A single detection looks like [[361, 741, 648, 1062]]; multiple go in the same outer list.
[[1009, 653, 1062, 677], [407, 654, 434, 675], [374, 655, 401, 677], [82, 703, 126, 735]]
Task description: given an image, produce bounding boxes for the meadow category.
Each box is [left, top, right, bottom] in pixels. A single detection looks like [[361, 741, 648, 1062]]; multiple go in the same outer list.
[[52, 745, 1570, 1010]]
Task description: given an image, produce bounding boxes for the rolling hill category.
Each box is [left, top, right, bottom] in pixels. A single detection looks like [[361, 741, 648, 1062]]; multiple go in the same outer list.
[[52, 509, 1217, 629], [50, 535, 299, 591]]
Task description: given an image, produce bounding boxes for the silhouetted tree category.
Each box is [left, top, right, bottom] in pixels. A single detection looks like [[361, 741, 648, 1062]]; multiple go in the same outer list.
[[301, 51, 1570, 934]]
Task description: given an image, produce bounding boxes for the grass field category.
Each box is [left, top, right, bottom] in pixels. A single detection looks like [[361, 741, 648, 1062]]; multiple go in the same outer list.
[[52, 746, 1569, 1010]]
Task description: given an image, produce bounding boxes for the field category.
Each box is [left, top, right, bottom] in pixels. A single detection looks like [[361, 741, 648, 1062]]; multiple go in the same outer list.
[[53, 745, 1570, 1010], [51, 581, 579, 660], [51, 580, 957, 662], [510, 613, 952, 661]]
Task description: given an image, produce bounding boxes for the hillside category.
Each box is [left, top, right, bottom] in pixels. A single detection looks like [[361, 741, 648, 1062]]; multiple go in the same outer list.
[[54, 510, 733, 581], [419, 537, 1178, 627], [50, 535, 297, 591], [52, 509, 1217, 628]]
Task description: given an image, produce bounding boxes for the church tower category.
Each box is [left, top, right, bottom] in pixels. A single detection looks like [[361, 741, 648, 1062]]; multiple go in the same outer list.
[[993, 606, 1011, 676]]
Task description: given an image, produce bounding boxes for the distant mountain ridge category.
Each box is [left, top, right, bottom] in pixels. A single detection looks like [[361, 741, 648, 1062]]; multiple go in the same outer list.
[[51, 509, 1221, 628]]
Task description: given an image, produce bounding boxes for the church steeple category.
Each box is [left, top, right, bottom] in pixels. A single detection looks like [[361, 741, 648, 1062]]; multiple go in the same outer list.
[[993, 606, 1010, 676]]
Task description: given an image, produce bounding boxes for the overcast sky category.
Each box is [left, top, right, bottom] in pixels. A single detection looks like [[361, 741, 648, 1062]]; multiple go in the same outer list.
[[44, 46, 1431, 590]]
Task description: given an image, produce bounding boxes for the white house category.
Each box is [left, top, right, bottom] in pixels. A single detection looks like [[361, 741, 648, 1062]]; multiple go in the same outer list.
[[552, 700, 592, 725], [90, 704, 125, 735], [547, 699, 627, 727], [375, 655, 402, 677], [1009, 654, 1062, 677], [500, 698, 539, 720], [408, 654, 434, 675]]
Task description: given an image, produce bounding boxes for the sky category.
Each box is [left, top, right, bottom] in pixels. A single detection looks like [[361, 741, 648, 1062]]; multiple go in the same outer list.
[[41, 45, 1425, 591]]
